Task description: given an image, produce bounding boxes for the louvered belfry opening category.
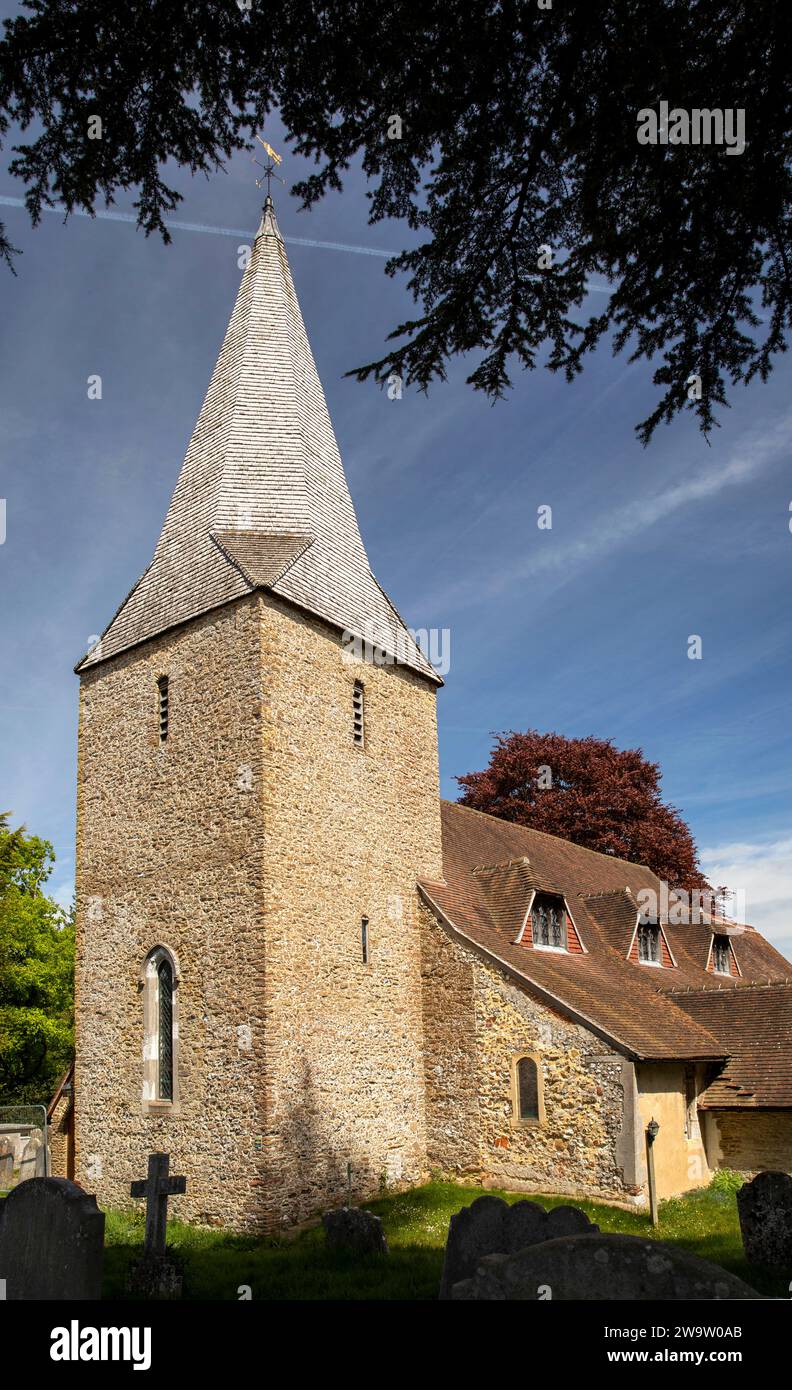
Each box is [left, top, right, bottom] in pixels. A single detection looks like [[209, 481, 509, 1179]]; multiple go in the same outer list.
[[353, 680, 365, 747], [157, 675, 169, 742], [157, 957, 174, 1100]]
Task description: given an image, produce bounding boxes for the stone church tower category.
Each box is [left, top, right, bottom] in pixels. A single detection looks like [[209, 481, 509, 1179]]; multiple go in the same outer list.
[[73, 200, 443, 1232]]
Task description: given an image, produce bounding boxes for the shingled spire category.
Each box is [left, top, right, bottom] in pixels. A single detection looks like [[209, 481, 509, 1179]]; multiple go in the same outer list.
[[77, 198, 437, 681]]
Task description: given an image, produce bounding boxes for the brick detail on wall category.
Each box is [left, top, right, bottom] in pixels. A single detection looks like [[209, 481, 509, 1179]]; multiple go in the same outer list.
[[566, 914, 584, 954], [48, 1095, 74, 1180], [707, 1109, 792, 1174]]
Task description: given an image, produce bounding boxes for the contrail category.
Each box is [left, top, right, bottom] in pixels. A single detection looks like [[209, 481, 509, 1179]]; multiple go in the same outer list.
[[0, 191, 612, 290], [0, 193, 399, 259]]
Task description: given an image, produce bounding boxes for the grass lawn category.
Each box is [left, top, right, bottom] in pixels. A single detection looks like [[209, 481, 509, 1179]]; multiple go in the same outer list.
[[102, 1171, 790, 1300]]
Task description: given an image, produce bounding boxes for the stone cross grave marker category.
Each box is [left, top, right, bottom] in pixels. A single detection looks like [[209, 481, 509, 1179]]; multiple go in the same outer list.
[[130, 1152, 187, 1257]]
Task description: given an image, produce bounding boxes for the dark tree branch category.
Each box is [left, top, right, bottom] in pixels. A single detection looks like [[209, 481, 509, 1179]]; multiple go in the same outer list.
[[1, 0, 790, 442]]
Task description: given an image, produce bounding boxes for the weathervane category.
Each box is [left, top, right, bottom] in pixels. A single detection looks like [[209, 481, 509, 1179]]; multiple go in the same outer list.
[[252, 135, 284, 201]]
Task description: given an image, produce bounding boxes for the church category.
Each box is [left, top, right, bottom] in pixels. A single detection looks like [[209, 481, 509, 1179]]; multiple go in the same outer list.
[[72, 198, 792, 1232]]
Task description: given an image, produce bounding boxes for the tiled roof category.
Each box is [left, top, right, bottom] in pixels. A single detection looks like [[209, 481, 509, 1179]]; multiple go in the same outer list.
[[471, 859, 535, 940], [419, 802, 791, 1065], [670, 983, 792, 1107], [76, 200, 438, 683]]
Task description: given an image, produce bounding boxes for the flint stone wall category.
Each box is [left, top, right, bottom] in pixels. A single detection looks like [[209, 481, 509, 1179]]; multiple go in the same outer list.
[[420, 903, 637, 1202], [75, 591, 442, 1232]]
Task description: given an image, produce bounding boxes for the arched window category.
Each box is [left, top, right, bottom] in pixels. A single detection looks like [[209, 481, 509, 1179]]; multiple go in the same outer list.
[[513, 1053, 544, 1126], [140, 946, 180, 1112], [157, 956, 174, 1101]]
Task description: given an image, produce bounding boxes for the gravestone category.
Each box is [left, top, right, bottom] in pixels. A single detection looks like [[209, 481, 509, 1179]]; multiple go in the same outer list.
[[19, 1132, 46, 1182], [450, 1232, 762, 1300], [737, 1170, 792, 1268], [322, 1207, 388, 1256], [127, 1152, 187, 1299], [439, 1194, 599, 1299], [0, 1177, 105, 1300], [0, 1139, 13, 1187]]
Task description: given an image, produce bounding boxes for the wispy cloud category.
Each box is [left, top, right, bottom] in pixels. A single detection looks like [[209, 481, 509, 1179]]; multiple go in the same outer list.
[[700, 835, 792, 960], [494, 415, 792, 588], [426, 412, 792, 612]]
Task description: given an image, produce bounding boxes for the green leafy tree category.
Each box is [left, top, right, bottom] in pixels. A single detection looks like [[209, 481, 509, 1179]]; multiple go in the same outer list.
[[1, 1, 791, 442], [0, 812, 74, 1104]]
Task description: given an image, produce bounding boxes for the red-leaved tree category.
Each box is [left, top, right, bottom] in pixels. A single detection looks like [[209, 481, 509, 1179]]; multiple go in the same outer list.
[[457, 731, 710, 893]]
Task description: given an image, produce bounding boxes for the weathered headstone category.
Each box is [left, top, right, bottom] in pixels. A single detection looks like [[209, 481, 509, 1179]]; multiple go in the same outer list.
[[18, 1133, 46, 1182], [127, 1152, 187, 1299], [439, 1194, 599, 1299], [0, 1139, 13, 1188], [322, 1206, 388, 1256], [0, 1177, 105, 1300], [451, 1232, 762, 1300], [737, 1170, 792, 1268]]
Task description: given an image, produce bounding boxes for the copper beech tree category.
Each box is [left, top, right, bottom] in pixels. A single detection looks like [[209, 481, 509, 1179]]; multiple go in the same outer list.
[[458, 731, 711, 894]]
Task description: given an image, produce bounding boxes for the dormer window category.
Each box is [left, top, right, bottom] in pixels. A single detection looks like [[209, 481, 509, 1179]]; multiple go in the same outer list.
[[708, 939, 728, 973], [712, 934, 732, 975], [637, 923, 661, 964], [630, 918, 674, 968], [531, 894, 566, 951]]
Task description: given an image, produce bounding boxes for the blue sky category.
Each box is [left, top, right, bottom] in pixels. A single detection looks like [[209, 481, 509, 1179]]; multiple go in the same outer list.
[[1, 113, 791, 962]]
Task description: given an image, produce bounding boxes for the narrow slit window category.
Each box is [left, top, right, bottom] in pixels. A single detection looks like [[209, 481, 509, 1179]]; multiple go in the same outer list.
[[157, 957, 174, 1100], [352, 680, 364, 747], [141, 945, 179, 1112], [157, 676, 169, 742], [516, 1056, 540, 1123], [361, 916, 370, 965]]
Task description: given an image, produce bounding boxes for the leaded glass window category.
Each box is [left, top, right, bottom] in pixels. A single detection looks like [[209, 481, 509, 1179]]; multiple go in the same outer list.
[[712, 935, 731, 974], [637, 924, 661, 963], [158, 957, 174, 1100], [531, 894, 566, 949]]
